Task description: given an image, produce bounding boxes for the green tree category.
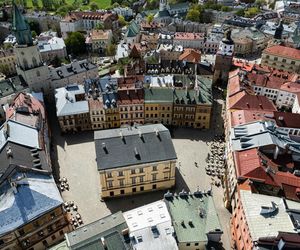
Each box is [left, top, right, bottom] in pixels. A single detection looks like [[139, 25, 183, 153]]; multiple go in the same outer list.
[[32, 0, 39, 9], [50, 55, 62, 67], [31, 30, 37, 38], [235, 8, 245, 16], [244, 7, 260, 17], [221, 6, 232, 12], [147, 14, 154, 24], [90, 2, 98, 11], [0, 64, 10, 76], [28, 20, 41, 35], [65, 32, 86, 56], [106, 43, 116, 56], [186, 8, 201, 22], [118, 15, 127, 27], [95, 23, 104, 30]]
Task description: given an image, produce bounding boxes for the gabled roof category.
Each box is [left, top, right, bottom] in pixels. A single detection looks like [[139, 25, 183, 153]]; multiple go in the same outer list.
[[178, 49, 201, 63], [144, 88, 173, 103], [125, 20, 140, 38]]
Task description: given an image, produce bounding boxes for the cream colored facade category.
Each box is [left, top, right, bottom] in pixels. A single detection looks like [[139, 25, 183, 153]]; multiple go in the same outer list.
[[100, 160, 176, 198], [194, 105, 212, 129], [104, 107, 120, 129], [261, 52, 300, 73], [0, 50, 17, 76], [178, 241, 206, 250], [0, 206, 71, 250], [144, 103, 173, 125]]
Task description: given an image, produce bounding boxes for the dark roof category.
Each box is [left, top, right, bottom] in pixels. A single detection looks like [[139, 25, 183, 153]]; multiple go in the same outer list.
[[0, 142, 50, 181], [94, 124, 177, 170], [144, 88, 173, 103]]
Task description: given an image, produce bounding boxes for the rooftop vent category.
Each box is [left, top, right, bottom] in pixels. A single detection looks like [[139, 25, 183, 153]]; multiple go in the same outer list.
[[134, 147, 140, 159], [260, 201, 278, 216], [102, 143, 108, 154], [6, 146, 13, 158], [164, 190, 173, 199], [188, 220, 194, 227]]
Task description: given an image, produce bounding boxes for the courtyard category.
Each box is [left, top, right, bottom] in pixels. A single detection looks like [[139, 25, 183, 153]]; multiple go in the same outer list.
[[48, 89, 231, 249]]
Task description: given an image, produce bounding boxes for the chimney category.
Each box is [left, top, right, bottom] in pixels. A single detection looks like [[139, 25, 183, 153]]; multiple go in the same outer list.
[[102, 143, 108, 154], [10, 181, 17, 194], [6, 146, 13, 158]]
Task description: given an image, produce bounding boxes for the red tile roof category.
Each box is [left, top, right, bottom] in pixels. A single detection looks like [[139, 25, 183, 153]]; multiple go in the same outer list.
[[231, 110, 274, 127], [117, 88, 144, 105], [264, 45, 300, 60], [273, 111, 300, 128], [178, 48, 201, 63], [235, 149, 300, 201], [88, 99, 103, 110], [228, 91, 277, 111], [174, 32, 205, 40], [232, 60, 254, 72]]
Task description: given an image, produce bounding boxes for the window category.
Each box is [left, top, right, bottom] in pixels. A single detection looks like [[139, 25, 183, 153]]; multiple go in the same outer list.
[[140, 186, 144, 191], [132, 177, 136, 184], [119, 179, 124, 187], [19, 229, 25, 236], [51, 235, 56, 241], [291, 61, 295, 65], [132, 187, 136, 192], [118, 171, 123, 176], [0, 240, 4, 245], [140, 176, 144, 182], [195, 243, 199, 246], [186, 243, 190, 246], [153, 184, 157, 189], [139, 168, 144, 173], [137, 236, 143, 243], [110, 191, 114, 196], [108, 180, 113, 188], [274, 57, 278, 61], [120, 189, 125, 194], [152, 173, 157, 181], [131, 169, 136, 174], [152, 166, 157, 171], [107, 172, 112, 178], [282, 59, 286, 63]]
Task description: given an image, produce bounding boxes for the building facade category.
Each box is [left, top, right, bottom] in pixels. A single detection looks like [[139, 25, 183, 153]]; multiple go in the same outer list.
[[261, 45, 300, 73], [95, 124, 177, 198], [0, 49, 16, 76]]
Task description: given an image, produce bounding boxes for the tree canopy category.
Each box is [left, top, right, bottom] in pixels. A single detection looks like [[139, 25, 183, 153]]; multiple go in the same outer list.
[[64, 32, 86, 56]]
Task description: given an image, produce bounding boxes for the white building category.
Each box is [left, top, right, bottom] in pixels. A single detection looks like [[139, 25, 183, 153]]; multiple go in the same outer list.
[[113, 6, 134, 18], [123, 200, 178, 250], [38, 36, 67, 63]]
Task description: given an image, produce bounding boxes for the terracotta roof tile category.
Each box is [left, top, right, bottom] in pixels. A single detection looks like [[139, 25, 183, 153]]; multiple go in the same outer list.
[[264, 45, 300, 60], [231, 110, 274, 127], [273, 111, 300, 128], [178, 48, 201, 63]]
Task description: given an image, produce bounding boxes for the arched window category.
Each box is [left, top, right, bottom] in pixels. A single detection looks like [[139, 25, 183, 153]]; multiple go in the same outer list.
[[36, 70, 40, 77], [32, 57, 38, 67]]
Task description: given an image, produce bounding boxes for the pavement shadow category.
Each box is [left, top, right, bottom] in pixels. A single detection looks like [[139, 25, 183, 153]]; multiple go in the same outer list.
[[105, 167, 190, 213], [63, 131, 94, 146], [172, 127, 214, 142]]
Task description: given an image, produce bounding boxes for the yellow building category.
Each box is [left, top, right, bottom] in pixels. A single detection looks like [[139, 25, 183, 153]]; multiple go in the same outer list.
[[102, 93, 120, 129], [88, 98, 106, 130], [261, 45, 300, 73], [144, 88, 173, 125], [94, 124, 177, 198], [0, 49, 17, 76]]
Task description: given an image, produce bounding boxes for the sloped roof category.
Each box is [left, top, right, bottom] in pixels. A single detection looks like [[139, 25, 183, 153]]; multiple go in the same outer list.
[[65, 211, 130, 249], [165, 193, 222, 243], [144, 88, 173, 103], [55, 85, 89, 117], [228, 91, 277, 111], [264, 45, 300, 60], [179, 49, 201, 63], [125, 20, 140, 38], [94, 124, 177, 170], [0, 171, 62, 236]]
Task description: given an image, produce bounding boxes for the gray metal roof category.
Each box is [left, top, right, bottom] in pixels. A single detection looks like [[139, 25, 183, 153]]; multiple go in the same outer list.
[[55, 85, 89, 116], [50, 59, 97, 80], [65, 211, 131, 250], [94, 124, 177, 170], [0, 120, 40, 152], [240, 190, 300, 242]]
